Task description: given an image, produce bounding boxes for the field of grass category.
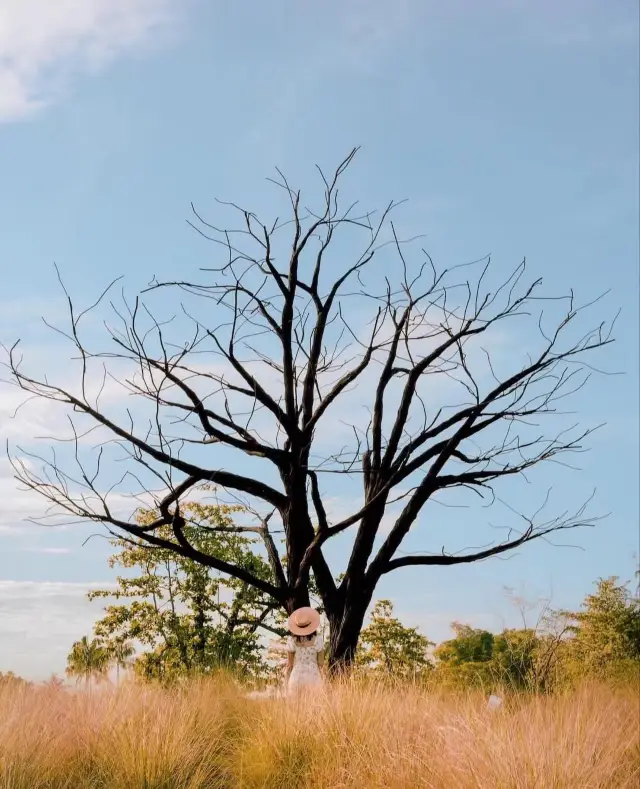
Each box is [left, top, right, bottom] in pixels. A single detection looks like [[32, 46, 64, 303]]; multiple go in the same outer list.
[[0, 676, 638, 789]]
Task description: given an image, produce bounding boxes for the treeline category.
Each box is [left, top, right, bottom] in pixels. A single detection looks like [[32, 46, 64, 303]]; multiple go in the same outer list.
[[356, 577, 640, 692]]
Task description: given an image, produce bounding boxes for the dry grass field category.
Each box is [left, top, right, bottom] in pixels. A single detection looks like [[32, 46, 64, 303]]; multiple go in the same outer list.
[[0, 676, 638, 789]]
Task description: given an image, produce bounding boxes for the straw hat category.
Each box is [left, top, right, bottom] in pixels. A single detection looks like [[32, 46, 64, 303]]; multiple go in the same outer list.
[[287, 606, 320, 636]]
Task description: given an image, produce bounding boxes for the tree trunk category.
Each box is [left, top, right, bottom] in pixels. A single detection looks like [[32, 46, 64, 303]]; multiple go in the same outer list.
[[281, 505, 312, 614], [286, 587, 311, 614], [192, 584, 208, 669], [280, 456, 316, 615], [327, 595, 371, 674]]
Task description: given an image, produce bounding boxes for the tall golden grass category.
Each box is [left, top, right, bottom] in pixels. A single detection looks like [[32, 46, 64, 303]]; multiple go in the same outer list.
[[0, 675, 637, 788]]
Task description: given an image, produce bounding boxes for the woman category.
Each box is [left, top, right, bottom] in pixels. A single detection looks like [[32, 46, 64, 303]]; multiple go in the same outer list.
[[284, 606, 325, 696]]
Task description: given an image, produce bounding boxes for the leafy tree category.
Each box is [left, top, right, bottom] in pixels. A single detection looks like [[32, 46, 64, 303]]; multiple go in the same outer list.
[[495, 590, 574, 692], [433, 624, 544, 690], [562, 576, 640, 683], [66, 636, 110, 686], [9, 150, 613, 671], [88, 500, 286, 680], [435, 623, 495, 665], [491, 628, 540, 689], [433, 624, 497, 688], [357, 599, 433, 677], [106, 638, 135, 685]]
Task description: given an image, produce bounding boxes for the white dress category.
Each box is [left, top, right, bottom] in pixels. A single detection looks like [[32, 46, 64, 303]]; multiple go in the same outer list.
[[286, 634, 324, 694]]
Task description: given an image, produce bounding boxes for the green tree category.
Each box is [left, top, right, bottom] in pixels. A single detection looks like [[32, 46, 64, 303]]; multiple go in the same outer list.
[[562, 576, 640, 683], [106, 638, 135, 685], [66, 636, 110, 686], [491, 628, 541, 689], [357, 600, 433, 678], [88, 499, 286, 681], [434, 621, 571, 692], [432, 624, 496, 688], [434, 623, 495, 666]]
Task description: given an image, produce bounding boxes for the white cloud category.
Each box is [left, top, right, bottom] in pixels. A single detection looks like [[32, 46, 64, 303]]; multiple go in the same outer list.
[[0, 579, 111, 597], [0, 381, 66, 443], [0, 363, 140, 535], [0, 453, 159, 536], [0, 354, 135, 442], [0, 580, 116, 679], [0, 456, 53, 533], [0, 0, 178, 122]]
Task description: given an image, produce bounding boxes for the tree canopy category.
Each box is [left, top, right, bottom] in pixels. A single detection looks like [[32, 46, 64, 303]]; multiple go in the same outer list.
[[357, 599, 434, 677], [85, 500, 287, 681], [66, 636, 110, 685], [561, 576, 640, 684]]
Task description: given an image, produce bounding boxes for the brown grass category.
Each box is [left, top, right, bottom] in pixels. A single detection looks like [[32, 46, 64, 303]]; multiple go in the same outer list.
[[0, 676, 637, 788]]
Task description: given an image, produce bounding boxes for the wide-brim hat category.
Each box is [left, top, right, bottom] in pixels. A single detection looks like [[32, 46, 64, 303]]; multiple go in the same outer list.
[[287, 606, 320, 636]]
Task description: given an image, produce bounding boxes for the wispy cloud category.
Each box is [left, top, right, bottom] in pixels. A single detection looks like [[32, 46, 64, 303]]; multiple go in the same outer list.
[[0, 456, 56, 534], [0, 0, 180, 122], [21, 547, 73, 555], [0, 580, 116, 679]]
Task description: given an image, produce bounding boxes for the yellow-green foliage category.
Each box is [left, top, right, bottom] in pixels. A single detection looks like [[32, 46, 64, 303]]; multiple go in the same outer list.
[[560, 577, 640, 685], [84, 499, 285, 682], [412, 577, 640, 693], [356, 599, 434, 677]]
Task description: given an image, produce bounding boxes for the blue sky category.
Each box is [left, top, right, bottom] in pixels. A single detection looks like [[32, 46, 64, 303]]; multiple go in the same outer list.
[[0, 0, 638, 680]]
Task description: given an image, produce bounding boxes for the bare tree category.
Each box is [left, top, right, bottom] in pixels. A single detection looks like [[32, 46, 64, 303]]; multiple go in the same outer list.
[[4, 149, 614, 671]]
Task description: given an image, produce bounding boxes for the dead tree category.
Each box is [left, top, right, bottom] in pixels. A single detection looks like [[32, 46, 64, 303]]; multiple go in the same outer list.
[[5, 149, 615, 671]]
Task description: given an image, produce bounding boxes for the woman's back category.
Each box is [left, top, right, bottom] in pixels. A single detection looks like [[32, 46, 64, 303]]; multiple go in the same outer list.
[[286, 633, 324, 691]]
